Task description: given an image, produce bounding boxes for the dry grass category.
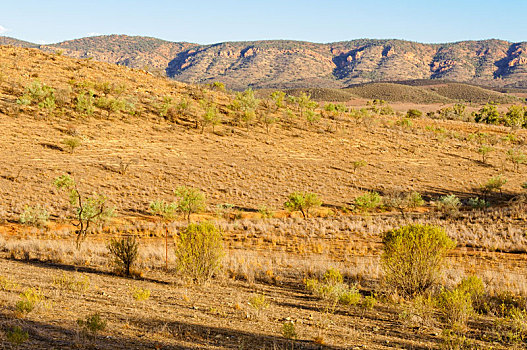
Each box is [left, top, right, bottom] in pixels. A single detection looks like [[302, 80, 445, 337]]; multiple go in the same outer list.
[[1, 46, 527, 349]]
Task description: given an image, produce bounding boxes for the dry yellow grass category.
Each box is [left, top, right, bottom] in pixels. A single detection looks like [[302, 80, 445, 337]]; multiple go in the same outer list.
[[1, 46, 527, 349]]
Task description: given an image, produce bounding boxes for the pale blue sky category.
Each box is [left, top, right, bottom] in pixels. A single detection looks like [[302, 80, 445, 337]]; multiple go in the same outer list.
[[1, 0, 526, 44]]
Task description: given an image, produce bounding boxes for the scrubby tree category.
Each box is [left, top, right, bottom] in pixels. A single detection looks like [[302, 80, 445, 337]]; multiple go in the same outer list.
[[296, 92, 317, 119], [261, 113, 277, 134], [175, 186, 206, 223], [270, 91, 286, 111], [385, 191, 424, 218], [235, 88, 259, 130], [477, 145, 494, 164], [54, 175, 114, 248], [507, 148, 526, 172], [480, 175, 507, 198], [284, 192, 322, 218], [504, 105, 526, 128], [201, 105, 221, 133], [474, 103, 501, 125]]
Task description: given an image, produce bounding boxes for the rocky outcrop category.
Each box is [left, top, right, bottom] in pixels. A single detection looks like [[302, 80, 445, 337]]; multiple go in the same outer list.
[[1, 35, 526, 89]]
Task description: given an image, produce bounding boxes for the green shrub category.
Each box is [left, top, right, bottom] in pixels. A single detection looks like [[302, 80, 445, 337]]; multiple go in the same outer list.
[[305, 268, 362, 306], [75, 90, 95, 115], [77, 313, 107, 336], [467, 197, 489, 209], [6, 326, 29, 347], [437, 194, 461, 216], [62, 137, 82, 153], [248, 293, 269, 312], [19, 205, 49, 227], [351, 160, 367, 173], [480, 175, 507, 196], [354, 191, 382, 211], [396, 117, 413, 128], [504, 105, 527, 128], [494, 307, 527, 344], [175, 222, 223, 284], [54, 174, 114, 248], [95, 96, 125, 118], [507, 148, 526, 172], [477, 145, 494, 163], [174, 186, 206, 223], [132, 288, 151, 301], [201, 105, 221, 133], [406, 109, 422, 118], [474, 103, 501, 125], [281, 321, 297, 339], [284, 192, 322, 218], [107, 235, 139, 276], [17, 80, 55, 107], [258, 206, 273, 219], [149, 200, 177, 220], [438, 287, 474, 329], [53, 272, 90, 293], [305, 110, 321, 125], [361, 294, 377, 310], [381, 224, 455, 297], [16, 287, 43, 314], [385, 191, 424, 217]]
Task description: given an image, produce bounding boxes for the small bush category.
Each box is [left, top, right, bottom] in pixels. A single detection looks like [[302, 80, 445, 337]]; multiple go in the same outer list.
[[53, 272, 90, 293], [77, 313, 107, 336], [107, 235, 139, 276], [385, 191, 424, 217], [354, 191, 382, 211], [494, 307, 527, 344], [258, 206, 273, 219], [284, 192, 322, 218], [175, 222, 223, 284], [75, 91, 95, 115], [62, 137, 82, 153], [477, 145, 494, 163], [437, 194, 461, 216], [381, 224, 455, 297], [149, 200, 177, 220], [351, 160, 367, 173], [467, 197, 489, 209], [507, 148, 526, 172], [6, 326, 29, 347], [362, 294, 377, 310], [305, 268, 362, 305], [281, 321, 297, 339], [438, 287, 473, 329], [132, 288, 151, 301], [248, 294, 269, 312], [19, 205, 49, 227], [406, 109, 422, 118], [480, 175, 507, 196], [16, 287, 44, 314]]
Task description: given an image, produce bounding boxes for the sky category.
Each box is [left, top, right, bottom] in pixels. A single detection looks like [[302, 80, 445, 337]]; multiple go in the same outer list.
[[1, 0, 526, 44]]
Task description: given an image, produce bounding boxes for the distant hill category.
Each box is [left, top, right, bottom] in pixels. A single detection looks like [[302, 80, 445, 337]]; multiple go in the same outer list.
[[1, 35, 527, 90], [0, 37, 38, 48]]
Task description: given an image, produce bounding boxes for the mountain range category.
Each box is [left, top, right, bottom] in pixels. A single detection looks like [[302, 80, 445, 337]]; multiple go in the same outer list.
[[1, 35, 526, 90]]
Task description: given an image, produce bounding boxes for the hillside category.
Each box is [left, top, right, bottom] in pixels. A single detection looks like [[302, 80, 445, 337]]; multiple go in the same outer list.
[[2, 46, 527, 350], [2, 35, 527, 89]]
